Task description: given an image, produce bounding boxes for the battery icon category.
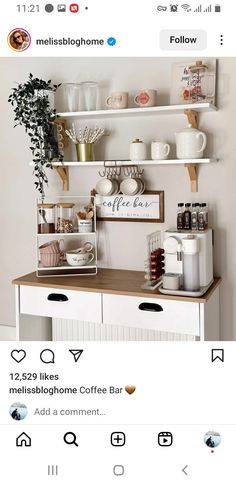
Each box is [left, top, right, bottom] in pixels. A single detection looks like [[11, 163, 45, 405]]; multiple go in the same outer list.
[[215, 4, 221, 12]]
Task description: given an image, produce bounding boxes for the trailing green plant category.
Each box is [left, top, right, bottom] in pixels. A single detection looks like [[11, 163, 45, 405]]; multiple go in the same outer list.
[[8, 73, 63, 199]]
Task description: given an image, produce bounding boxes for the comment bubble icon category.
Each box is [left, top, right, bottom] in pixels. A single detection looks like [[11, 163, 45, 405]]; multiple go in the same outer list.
[[40, 349, 55, 364]]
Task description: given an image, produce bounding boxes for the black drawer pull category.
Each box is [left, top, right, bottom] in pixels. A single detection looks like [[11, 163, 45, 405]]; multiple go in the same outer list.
[[139, 302, 163, 312], [47, 293, 68, 302]]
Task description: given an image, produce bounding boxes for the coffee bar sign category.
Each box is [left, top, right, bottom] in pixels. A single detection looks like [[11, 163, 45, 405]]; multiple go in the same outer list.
[[95, 191, 164, 222]]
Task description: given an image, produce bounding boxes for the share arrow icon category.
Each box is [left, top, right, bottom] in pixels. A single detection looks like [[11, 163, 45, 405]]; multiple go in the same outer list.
[[69, 349, 84, 362]]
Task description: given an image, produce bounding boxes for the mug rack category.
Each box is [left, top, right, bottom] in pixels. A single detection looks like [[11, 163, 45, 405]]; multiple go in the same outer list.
[[98, 161, 144, 178]]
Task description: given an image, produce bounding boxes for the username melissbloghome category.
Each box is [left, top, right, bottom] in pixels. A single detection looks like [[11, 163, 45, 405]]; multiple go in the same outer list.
[[36, 37, 104, 47]]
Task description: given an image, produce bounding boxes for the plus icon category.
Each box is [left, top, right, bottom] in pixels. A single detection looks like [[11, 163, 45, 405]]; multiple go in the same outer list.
[[111, 432, 126, 447]]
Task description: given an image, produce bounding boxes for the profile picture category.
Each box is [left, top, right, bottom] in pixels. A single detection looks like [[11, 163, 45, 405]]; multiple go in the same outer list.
[[9, 402, 28, 421], [8, 28, 31, 52], [204, 430, 221, 448]]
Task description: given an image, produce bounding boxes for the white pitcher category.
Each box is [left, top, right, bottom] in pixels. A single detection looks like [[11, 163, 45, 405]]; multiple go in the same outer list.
[[175, 124, 207, 159]]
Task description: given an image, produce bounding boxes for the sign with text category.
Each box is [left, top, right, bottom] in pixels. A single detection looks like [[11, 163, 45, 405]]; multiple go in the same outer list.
[[95, 191, 164, 222]]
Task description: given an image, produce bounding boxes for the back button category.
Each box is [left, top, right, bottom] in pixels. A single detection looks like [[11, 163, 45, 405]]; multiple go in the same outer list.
[[182, 465, 189, 476]]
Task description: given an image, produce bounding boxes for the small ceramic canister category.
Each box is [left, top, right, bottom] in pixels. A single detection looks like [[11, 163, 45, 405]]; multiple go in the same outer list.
[[129, 139, 147, 161], [78, 219, 93, 233]]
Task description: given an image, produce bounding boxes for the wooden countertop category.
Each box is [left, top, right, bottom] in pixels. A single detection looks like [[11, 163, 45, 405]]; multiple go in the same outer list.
[[12, 268, 221, 303]]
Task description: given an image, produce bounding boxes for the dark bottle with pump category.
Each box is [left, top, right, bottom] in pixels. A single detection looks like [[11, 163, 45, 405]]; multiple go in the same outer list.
[[191, 203, 199, 231], [177, 203, 184, 230], [198, 204, 205, 231], [202, 203, 208, 230], [183, 203, 191, 230]]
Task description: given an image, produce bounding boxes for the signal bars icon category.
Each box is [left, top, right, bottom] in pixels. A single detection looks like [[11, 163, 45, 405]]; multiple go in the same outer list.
[[193, 4, 221, 12], [204, 4, 212, 11], [194, 4, 202, 12]]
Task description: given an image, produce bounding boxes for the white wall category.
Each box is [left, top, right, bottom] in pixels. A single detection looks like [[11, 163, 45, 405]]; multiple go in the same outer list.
[[0, 57, 236, 339]]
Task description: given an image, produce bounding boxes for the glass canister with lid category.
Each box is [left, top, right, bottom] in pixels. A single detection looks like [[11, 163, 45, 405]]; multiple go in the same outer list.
[[56, 203, 75, 233], [37, 203, 56, 234], [188, 60, 208, 103]]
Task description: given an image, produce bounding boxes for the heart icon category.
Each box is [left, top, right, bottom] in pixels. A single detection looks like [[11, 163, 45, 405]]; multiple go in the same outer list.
[[125, 385, 136, 395], [11, 349, 26, 363]]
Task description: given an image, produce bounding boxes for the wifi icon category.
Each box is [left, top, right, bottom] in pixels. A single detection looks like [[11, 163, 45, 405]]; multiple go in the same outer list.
[[181, 3, 191, 11]]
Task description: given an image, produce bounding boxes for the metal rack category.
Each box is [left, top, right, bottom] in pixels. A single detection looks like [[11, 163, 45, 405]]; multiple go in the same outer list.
[[36, 196, 97, 277]]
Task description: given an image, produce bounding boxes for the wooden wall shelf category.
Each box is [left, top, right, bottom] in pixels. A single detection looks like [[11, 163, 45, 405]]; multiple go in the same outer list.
[[51, 159, 216, 193], [30, 104, 218, 193], [30, 158, 217, 193]]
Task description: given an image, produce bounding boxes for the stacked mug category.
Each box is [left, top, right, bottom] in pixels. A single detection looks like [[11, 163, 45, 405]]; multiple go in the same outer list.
[[39, 240, 64, 267], [95, 172, 145, 197]]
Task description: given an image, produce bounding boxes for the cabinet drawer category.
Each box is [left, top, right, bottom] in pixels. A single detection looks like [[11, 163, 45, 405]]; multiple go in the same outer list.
[[20, 286, 102, 323], [103, 294, 200, 336]]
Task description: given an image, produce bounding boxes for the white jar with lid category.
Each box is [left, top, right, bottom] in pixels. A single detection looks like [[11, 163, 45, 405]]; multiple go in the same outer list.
[[129, 139, 147, 161]]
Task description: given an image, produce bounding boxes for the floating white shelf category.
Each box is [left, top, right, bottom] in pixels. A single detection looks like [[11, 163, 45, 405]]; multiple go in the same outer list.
[[30, 158, 217, 193], [38, 264, 97, 270], [35, 103, 217, 193], [57, 102, 217, 119], [46, 158, 216, 167], [37, 232, 96, 236]]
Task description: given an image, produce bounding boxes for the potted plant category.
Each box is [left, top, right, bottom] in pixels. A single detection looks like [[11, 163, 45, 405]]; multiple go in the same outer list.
[[8, 73, 63, 199]]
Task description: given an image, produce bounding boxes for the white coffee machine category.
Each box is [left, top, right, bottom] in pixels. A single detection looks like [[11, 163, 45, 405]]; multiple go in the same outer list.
[[163, 228, 213, 291]]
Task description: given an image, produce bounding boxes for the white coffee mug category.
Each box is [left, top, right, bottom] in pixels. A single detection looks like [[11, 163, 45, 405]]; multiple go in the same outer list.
[[151, 141, 170, 160], [106, 92, 128, 109], [134, 89, 157, 108], [66, 251, 94, 266]]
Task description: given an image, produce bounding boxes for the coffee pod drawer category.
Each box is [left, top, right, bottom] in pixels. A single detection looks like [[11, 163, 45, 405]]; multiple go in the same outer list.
[[103, 294, 200, 336], [20, 286, 102, 322]]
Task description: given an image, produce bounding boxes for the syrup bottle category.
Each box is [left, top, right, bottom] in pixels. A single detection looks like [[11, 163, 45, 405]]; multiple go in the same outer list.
[[177, 203, 184, 230], [183, 203, 191, 230]]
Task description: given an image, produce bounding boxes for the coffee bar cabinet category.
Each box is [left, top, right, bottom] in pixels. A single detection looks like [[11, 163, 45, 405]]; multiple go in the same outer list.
[[12, 269, 221, 341]]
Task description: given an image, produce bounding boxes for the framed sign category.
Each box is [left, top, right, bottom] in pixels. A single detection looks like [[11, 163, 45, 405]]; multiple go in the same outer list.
[[94, 191, 164, 222]]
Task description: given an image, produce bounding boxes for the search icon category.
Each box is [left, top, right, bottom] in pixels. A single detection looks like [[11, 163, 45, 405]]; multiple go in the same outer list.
[[63, 432, 78, 447]]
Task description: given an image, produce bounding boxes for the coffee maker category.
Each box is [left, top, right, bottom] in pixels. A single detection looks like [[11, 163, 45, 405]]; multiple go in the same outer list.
[[163, 228, 213, 291]]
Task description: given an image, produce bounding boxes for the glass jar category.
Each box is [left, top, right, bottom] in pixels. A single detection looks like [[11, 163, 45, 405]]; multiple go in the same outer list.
[[188, 60, 208, 103], [79, 81, 98, 111], [56, 203, 75, 233], [37, 203, 55, 234], [63, 83, 80, 112]]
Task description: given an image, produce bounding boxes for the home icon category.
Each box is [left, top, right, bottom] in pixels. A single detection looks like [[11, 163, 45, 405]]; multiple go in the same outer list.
[[16, 432, 31, 447]]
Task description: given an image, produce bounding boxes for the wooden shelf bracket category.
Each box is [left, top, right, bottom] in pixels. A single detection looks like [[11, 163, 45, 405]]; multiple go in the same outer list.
[[54, 166, 69, 191], [185, 163, 198, 192], [184, 108, 198, 129]]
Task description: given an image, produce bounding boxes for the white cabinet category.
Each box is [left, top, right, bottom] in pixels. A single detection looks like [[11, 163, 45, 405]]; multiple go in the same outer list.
[[20, 286, 102, 323], [103, 294, 200, 336], [13, 270, 220, 341]]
